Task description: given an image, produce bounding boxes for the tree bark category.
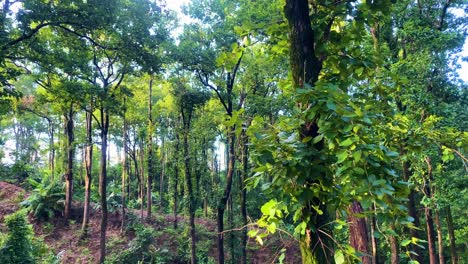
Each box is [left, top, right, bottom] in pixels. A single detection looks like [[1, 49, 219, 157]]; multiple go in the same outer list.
[[99, 107, 109, 264], [48, 119, 55, 180], [82, 103, 93, 232], [121, 98, 128, 231], [240, 130, 248, 264], [424, 157, 438, 264], [435, 209, 445, 264], [182, 109, 197, 264], [284, 1, 332, 262], [389, 226, 399, 264], [370, 205, 379, 264], [445, 206, 458, 264], [348, 201, 371, 264], [147, 77, 154, 220], [217, 125, 235, 264], [64, 103, 74, 221], [400, 145, 424, 263], [173, 132, 180, 229], [139, 146, 145, 221], [160, 135, 166, 213]]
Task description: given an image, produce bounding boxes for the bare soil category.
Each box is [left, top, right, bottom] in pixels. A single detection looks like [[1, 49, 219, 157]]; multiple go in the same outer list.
[[0, 181, 301, 263]]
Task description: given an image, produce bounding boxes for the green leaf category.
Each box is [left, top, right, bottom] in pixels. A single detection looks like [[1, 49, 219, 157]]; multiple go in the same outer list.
[[340, 138, 354, 147], [326, 100, 337, 111], [313, 134, 324, 144], [401, 239, 412, 246], [337, 151, 348, 163], [267, 222, 277, 234], [353, 150, 362, 162], [334, 249, 345, 264]]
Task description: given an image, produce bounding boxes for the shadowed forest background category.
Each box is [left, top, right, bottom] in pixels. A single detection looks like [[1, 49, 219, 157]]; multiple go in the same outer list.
[[0, 0, 467, 263]]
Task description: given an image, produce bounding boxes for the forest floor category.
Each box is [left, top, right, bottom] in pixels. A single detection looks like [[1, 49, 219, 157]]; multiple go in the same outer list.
[[0, 181, 301, 264]]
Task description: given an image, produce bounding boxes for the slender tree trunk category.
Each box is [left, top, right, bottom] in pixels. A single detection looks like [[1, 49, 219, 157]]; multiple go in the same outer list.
[[389, 223, 399, 264], [139, 147, 145, 221], [147, 77, 154, 220], [121, 99, 128, 231], [173, 133, 180, 229], [401, 145, 424, 263], [48, 119, 55, 180], [228, 194, 234, 262], [160, 136, 165, 213], [425, 157, 438, 264], [240, 132, 248, 264], [82, 104, 93, 232], [348, 201, 371, 264], [370, 206, 379, 264], [64, 103, 74, 221], [445, 206, 457, 264], [217, 125, 236, 264], [99, 108, 109, 264], [182, 110, 197, 264], [133, 149, 140, 202], [426, 206, 438, 264], [435, 209, 445, 264]]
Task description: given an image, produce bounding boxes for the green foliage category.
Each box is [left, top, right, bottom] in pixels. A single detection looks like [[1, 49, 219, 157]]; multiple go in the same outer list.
[[0, 210, 34, 264], [107, 226, 155, 264], [21, 178, 64, 221]]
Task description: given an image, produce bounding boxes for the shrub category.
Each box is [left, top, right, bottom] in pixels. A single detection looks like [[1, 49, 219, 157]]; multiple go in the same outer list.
[[107, 226, 155, 264], [21, 178, 64, 220], [0, 210, 34, 264]]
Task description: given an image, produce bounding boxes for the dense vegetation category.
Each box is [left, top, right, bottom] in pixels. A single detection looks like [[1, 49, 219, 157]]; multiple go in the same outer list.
[[0, 0, 466, 263]]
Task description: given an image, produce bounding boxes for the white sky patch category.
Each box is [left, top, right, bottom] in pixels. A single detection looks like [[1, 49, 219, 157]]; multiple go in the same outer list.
[[165, 0, 193, 40]]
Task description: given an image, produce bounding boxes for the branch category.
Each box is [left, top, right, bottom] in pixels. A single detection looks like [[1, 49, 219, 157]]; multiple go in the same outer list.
[[1, 22, 53, 51], [437, 0, 452, 31], [197, 70, 229, 114], [229, 51, 244, 89], [19, 105, 51, 123], [56, 24, 112, 49], [93, 49, 105, 81]]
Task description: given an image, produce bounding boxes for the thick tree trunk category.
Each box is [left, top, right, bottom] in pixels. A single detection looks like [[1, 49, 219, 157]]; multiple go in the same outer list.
[[217, 125, 235, 264], [64, 103, 74, 221], [99, 108, 109, 264], [446, 206, 458, 264], [348, 201, 371, 264], [284, 1, 333, 263], [435, 209, 445, 264], [284, 0, 321, 89], [82, 105, 93, 232]]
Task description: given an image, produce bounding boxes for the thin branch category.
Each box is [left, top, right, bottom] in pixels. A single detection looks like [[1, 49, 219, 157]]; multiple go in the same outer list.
[[56, 25, 112, 49], [197, 70, 230, 113], [437, 0, 452, 31], [1, 22, 54, 51], [229, 51, 244, 89]]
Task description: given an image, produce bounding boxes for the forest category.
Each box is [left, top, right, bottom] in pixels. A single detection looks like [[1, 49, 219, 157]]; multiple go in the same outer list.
[[0, 0, 467, 263]]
